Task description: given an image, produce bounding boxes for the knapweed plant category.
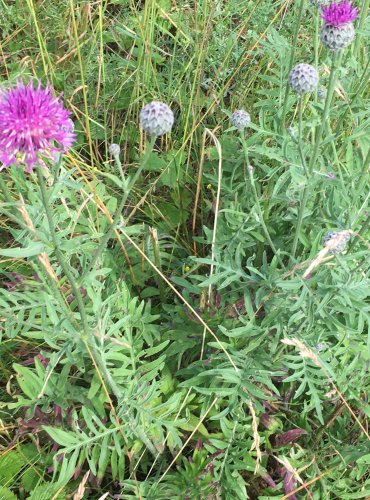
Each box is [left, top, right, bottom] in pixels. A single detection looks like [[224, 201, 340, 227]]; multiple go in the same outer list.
[[0, 1, 368, 498]]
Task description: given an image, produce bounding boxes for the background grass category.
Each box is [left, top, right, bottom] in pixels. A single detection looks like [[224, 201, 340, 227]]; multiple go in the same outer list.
[[0, 0, 369, 498]]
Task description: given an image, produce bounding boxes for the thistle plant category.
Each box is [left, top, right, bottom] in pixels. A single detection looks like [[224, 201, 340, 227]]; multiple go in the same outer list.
[[280, 0, 307, 127], [139, 101, 174, 137], [320, 1, 358, 51], [0, 79, 125, 399], [82, 101, 174, 279], [231, 109, 251, 130], [108, 142, 120, 159], [1, 2, 369, 497], [290, 50, 344, 259], [288, 63, 319, 94], [0, 85, 174, 399], [0, 81, 75, 171], [288, 64, 319, 178]]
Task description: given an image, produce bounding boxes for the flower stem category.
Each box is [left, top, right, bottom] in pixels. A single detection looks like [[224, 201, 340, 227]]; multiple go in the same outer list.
[[113, 153, 126, 187], [280, 0, 305, 129], [297, 97, 308, 176], [313, 11, 320, 101], [81, 135, 156, 282], [37, 167, 90, 331], [37, 166, 122, 399], [240, 134, 285, 269], [354, 0, 369, 57], [290, 51, 340, 260], [309, 51, 340, 168]]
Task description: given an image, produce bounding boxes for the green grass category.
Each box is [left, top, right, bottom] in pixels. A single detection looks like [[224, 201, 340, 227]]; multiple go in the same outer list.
[[0, 0, 369, 498]]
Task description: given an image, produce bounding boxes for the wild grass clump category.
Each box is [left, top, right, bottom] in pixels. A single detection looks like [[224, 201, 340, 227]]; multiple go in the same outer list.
[[0, 0, 369, 498]]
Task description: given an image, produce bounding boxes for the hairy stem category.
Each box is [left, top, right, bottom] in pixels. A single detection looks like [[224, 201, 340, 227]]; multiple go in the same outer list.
[[37, 167, 90, 333], [297, 97, 308, 176], [113, 151, 126, 187], [290, 51, 340, 260]]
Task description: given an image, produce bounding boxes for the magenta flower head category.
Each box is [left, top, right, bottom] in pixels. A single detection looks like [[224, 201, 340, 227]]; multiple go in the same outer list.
[[320, 1, 358, 50], [0, 80, 75, 172], [321, 1, 358, 27]]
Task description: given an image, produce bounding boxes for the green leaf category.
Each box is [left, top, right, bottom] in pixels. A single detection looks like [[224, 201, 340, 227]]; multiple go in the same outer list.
[[356, 454, 370, 465], [29, 483, 66, 499], [0, 243, 45, 258], [0, 487, 18, 500], [143, 339, 170, 356], [42, 426, 81, 448], [13, 364, 43, 400]]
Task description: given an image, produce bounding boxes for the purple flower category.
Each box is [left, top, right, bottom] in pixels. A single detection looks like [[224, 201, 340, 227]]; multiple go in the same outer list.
[[0, 80, 75, 172], [326, 171, 335, 180], [321, 1, 359, 27]]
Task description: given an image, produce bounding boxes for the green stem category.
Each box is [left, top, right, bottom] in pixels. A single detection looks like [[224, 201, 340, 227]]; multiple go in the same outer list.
[[37, 166, 122, 399], [297, 97, 308, 176], [354, 0, 369, 57], [80, 135, 156, 282], [113, 152, 126, 187], [360, 148, 370, 184], [290, 185, 310, 261], [290, 51, 340, 260], [240, 133, 250, 165], [280, 0, 305, 129], [240, 135, 285, 269], [37, 167, 90, 334], [314, 11, 319, 102], [308, 51, 340, 174], [349, 148, 370, 235]]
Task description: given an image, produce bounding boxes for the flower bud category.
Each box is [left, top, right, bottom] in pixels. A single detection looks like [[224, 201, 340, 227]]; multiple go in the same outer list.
[[108, 143, 120, 158], [317, 86, 327, 100], [320, 23, 355, 50], [288, 63, 319, 95], [139, 101, 174, 137], [231, 109, 251, 130], [320, 1, 358, 51]]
